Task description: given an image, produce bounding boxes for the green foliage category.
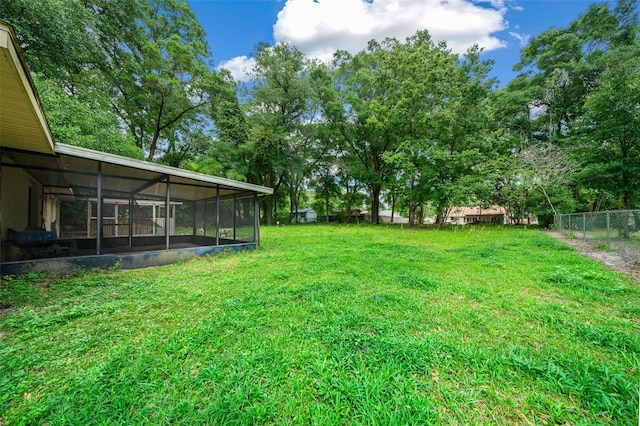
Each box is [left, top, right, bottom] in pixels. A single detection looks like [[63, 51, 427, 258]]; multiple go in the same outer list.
[[0, 0, 101, 81], [242, 43, 321, 224], [580, 41, 640, 208], [1, 226, 639, 424], [508, 0, 640, 211], [33, 75, 143, 158], [3, 0, 640, 220], [0, 0, 237, 164], [97, 0, 228, 161]]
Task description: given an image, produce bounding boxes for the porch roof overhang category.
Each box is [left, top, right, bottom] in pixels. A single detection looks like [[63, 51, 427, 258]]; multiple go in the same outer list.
[[0, 21, 55, 155], [54, 143, 273, 200], [2, 143, 272, 202]]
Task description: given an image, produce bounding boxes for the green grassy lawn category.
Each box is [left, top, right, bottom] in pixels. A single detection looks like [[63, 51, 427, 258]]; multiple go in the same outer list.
[[1, 225, 639, 424]]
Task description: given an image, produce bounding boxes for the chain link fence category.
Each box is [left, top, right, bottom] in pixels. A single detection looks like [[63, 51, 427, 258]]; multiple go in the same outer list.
[[555, 210, 640, 250]]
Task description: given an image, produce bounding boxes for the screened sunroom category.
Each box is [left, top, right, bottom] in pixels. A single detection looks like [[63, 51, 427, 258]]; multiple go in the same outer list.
[[0, 144, 272, 274]]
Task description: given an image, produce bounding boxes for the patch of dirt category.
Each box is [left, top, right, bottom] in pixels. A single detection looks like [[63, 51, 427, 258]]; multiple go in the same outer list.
[[546, 231, 640, 281], [0, 299, 16, 317]]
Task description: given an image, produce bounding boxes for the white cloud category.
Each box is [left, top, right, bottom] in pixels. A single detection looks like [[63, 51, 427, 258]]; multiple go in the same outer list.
[[274, 0, 508, 62], [509, 31, 530, 47], [217, 56, 256, 82], [226, 0, 512, 81]]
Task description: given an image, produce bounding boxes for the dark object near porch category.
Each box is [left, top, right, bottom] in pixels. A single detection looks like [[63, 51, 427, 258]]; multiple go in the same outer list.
[[8, 228, 69, 259]]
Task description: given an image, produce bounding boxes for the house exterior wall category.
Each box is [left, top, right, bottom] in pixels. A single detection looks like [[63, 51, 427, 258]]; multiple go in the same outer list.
[[305, 211, 317, 222], [380, 215, 410, 224], [1, 164, 44, 261], [445, 206, 508, 225], [1, 165, 39, 232], [379, 211, 410, 224], [293, 210, 317, 223]]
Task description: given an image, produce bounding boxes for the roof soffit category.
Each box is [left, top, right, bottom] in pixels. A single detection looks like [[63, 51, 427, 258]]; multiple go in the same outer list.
[[0, 22, 55, 154]]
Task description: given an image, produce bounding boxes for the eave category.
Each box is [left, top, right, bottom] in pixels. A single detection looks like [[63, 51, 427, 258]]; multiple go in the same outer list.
[[0, 21, 55, 155]]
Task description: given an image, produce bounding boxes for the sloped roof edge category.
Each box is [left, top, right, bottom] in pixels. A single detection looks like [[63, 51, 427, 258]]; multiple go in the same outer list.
[[55, 143, 273, 195], [0, 20, 55, 154]]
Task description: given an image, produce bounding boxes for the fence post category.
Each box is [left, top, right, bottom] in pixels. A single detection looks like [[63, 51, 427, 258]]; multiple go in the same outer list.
[[568, 215, 571, 237], [583, 213, 586, 241], [606, 212, 611, 248]]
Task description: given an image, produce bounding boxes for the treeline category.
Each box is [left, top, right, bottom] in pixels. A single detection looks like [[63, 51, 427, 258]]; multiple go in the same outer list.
[[2, 0, 638, 225]]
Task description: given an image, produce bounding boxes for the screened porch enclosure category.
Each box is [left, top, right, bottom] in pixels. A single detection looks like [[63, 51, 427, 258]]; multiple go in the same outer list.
[[1, 144, 270, 270], [56, 190, 258, 257]]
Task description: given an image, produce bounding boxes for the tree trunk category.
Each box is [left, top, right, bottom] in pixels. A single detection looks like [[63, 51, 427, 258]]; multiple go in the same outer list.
[[371, 183, 381, 224], [390, 194, 396, 223], [408, 174, 416, 226], [289, 189, 296, 224], [345, 182, 352, 224], [325, 195, 330, 223], [416, 205, 423, 225], [263, 196, 273, 225]]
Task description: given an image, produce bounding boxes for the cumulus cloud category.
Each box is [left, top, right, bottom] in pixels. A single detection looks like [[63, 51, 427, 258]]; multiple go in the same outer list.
[[274, 0, 508, 61], [218, 55, 256, 82], [226, 0, 514, 81]]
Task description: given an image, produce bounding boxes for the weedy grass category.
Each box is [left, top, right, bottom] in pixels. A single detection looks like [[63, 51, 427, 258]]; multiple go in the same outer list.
[[1, 225, 639, 424]]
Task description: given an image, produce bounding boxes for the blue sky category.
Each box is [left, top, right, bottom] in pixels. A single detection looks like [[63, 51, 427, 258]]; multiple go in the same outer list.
[[188, 0, 616, 86]]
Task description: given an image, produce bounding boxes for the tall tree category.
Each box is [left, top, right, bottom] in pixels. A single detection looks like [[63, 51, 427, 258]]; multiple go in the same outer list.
[[95, 0, 226, 161], [419, 46, 497, 222], [243, 42, 318, 224], [191, 71, 251, 181], [581, 41, 640, 209], [510, 0, 639, 212], [379, 32, 463, 226], [1, 0, 233, 164], [327, 39, 406, 223]]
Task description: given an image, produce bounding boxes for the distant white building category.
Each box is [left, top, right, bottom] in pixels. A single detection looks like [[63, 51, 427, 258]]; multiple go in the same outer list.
[[292, 208, 317, 223], [378, 210, 409, 224]]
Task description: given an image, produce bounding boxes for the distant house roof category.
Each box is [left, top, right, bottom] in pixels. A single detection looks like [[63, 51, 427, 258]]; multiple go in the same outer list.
[[295, 208, 316, 213]]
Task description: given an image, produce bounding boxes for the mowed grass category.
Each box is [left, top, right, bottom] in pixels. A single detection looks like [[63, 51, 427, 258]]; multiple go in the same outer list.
[[1, 225, 639, 425]]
